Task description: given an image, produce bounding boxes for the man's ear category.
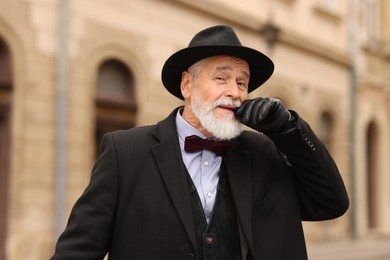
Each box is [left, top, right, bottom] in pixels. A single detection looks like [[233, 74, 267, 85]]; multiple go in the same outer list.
[[180, 71, 192, 99]]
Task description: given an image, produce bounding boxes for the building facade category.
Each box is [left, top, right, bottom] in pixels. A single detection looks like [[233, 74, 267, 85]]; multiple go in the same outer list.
[[0, 0, 389, 259]]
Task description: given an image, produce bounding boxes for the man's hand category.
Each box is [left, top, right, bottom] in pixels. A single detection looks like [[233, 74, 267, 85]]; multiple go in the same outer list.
[[235, 98, 296, 134]]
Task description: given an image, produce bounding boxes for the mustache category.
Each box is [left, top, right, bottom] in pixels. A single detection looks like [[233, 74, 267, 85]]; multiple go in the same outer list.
[[212, 98, 241, 109]]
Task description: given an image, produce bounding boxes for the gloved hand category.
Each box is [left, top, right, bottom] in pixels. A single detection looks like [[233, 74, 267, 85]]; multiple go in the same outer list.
[[235, 98, 296, 134]]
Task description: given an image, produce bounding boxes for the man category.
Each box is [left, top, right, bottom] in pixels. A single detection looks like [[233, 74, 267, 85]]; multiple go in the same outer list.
[[52, 25, 349, 260]]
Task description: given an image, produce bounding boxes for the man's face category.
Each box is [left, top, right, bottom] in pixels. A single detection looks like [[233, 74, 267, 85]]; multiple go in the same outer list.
[[181, 56, 250, 139]]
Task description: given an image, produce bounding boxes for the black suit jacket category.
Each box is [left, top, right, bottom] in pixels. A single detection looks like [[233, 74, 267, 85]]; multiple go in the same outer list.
[[51, 107, 349, 260]]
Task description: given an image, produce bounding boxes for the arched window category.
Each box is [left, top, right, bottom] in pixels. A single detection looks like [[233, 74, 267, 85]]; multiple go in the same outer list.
[[366, 121, 379, 229], [95, 59, 137, 157], [319, 111, 333, 152], [0, 37, 12, 260]]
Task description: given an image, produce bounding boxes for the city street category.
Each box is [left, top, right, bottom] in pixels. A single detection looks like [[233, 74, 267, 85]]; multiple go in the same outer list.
[[307, 238, 390, 260]]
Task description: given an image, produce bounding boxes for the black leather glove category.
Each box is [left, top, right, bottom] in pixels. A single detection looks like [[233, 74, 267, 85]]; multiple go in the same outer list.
[[235, 98, 296, 134]]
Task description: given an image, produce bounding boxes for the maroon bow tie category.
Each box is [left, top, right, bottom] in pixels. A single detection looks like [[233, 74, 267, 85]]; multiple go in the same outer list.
[[184, 135, 235, 156]]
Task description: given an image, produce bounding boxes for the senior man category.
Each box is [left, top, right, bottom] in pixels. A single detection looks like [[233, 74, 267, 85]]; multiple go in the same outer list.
[[52, 25, 349, 260]]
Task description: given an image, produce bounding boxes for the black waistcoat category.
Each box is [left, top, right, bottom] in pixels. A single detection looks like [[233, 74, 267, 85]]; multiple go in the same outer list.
[[187, 164, 242, 260]]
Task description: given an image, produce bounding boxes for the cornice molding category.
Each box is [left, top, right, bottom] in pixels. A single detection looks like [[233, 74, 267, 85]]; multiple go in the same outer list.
[[168, 0, 261, 29], [279, 28, 351, 67]]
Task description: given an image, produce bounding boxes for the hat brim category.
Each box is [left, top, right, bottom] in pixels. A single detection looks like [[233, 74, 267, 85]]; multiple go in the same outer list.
[[161, 45, 274, 100]]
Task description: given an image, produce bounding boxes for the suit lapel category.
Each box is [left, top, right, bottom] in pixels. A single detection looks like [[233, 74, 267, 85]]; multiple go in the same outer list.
[[151, 108, 197, 250], [224, 148, 255, 255]]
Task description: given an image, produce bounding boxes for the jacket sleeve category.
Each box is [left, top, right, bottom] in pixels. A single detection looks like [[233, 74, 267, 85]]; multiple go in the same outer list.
[[267, 111, 349, 221], [51, 133, 118, 259]]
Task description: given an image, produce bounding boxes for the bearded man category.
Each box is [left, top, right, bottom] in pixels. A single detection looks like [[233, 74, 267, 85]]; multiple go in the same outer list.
[[52, 25, 349, 260]]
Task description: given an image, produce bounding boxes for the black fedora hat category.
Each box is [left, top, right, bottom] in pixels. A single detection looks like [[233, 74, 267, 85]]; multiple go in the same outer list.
[[161, 25, 274, 100]]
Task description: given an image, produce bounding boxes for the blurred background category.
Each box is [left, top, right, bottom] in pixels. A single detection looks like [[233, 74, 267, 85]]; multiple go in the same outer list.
[[0, 0, 389, 259]]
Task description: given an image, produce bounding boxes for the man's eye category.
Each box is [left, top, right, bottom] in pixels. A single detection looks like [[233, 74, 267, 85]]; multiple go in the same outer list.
[[237, 82, 247, 88], [215, 77, 226, 81]]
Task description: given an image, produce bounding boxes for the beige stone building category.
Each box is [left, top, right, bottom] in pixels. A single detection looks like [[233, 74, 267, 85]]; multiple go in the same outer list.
[[0, 0, 389, 259]]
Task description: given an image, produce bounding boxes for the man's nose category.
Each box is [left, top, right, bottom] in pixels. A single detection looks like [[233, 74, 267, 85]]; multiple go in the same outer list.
[[225, 82, 241, 99]]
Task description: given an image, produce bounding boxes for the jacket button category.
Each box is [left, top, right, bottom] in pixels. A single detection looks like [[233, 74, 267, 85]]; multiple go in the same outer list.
[[187, 253, 195, 260]]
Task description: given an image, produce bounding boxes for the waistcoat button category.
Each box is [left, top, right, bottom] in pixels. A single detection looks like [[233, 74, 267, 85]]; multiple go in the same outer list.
[[204, 233, 215, 245]]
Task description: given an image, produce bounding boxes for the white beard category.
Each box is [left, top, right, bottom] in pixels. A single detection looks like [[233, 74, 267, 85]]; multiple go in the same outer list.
[[190, 88, 243, 140]]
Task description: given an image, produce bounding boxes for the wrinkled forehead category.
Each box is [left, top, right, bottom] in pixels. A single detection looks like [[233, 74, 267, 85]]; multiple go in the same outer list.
[[202, 55, 250, 76]]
